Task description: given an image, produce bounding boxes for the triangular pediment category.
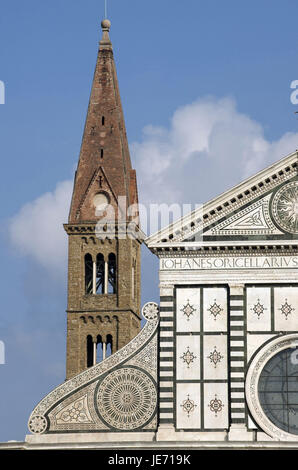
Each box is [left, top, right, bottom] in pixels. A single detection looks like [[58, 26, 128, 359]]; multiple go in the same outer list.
[[146, 151, 298, 249], [203, 193, 282, 237], [76, 166, 123, 222]]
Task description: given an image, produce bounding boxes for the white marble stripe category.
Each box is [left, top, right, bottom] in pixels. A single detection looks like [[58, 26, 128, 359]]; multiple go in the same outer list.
[[160, 311, 173, 317], [230, 300, 244, 306], [231, 402, 245, 408], [230, 322, 244, 327], [159, 361, 174, 367], [160, 381, 173, 388], [231, 413, 245, 419], [230, 351, 244, 357], [160, 301, 174, 308], [160, 351, 174, 357], [230, 309, 244, 315], [160, 392, 174, 398], [230, 330, 244, 336], [160, 402, 174, 409], [160, 322, 174, 328], [160, 371, 174, 377], [160, 331, 173, 338], [231, 361, 245, 368], [159, 413, 174, 419], [159, 342, 174, 348], [231, 392, 245, 399], [230, 382, 245, 388], [231, 372, 245, 378], [230, 341, 245, 347]]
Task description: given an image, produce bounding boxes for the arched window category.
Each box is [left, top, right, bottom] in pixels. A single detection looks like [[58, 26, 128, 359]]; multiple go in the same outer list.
[[106, 334, 113, 357], [96, 254, 105, 294], [85, 254, 93, 295], [96, 335, 103, 363], [86, 335, 93, 368], [108, 253, 117, 294]]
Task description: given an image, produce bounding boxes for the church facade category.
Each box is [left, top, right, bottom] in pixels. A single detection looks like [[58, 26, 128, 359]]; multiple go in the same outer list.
[[146, 151, 298, 443], [25, 19, 298, 447]]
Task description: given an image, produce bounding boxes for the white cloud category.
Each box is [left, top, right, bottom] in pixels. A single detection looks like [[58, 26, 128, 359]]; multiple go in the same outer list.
[[132, 96, 298, 207], [9, 180, 73, 277], [9, 96, 298, 275]]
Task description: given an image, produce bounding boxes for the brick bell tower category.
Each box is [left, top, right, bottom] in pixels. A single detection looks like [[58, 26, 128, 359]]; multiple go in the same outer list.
[[64, 19, 142, 379]]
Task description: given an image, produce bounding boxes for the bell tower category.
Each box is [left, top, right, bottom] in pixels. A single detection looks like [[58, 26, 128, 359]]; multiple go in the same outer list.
[[64, 19, 142, 379]]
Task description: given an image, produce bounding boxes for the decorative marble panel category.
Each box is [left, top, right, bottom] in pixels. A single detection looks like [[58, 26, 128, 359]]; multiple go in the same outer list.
[[176, 383, 201, 429], [274, 287, 298, 331], [204, 383, 228, 429], [176, 288, 200, 333], [247, 287, 271, 331], [176, 336, 200, 381], [203, 288, 227, 332], [203, 335, 227, 380]]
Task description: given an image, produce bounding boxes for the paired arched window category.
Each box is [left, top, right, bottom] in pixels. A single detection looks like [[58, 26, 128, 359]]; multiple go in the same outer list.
[[96, 254, 105, 294], [108, 253, 116, 294], [84, 253, 117, 295], [85, 254, 93, 295], [86, 334, 113, 368], [86, 335, 93, 368]]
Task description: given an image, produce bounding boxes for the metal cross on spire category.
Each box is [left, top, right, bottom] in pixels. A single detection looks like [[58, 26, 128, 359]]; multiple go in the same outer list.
[[104, 0, 108, 19]]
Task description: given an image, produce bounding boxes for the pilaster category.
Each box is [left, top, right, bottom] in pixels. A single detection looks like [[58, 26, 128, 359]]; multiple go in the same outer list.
[[157, 284, 175, 437]]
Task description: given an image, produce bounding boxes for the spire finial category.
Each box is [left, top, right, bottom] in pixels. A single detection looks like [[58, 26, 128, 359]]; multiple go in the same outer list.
[[101, 19, 111, 32], [100, 19, 112, 48]]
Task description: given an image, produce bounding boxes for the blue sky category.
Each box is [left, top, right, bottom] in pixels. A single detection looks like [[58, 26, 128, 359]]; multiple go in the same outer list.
[[0, 0, 298, 442]]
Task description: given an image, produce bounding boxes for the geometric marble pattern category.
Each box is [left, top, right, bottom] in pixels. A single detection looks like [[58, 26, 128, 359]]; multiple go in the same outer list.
[[96, 367, 157, 430], [203, 288, 227, 332], [175, 286, 229, 432], [274, 287, 298, 331], [180, 347, 197, 369], [271, 181, 298, 234], [176, 383, 201, 429], [176, 336, 200, 380], [180, 395, 197, 417], [247, 287, 271, 331], [203, 335, 227, 380], [56, 395, 92, 424], [205, 194, 282, 236], [176, 288, 200, 333], [204, 383, 229, 429], [27, 307, 159, 434]]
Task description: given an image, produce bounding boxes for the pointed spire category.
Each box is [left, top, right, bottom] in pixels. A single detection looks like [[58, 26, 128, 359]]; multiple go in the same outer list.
[[68, 18, 139, 225]]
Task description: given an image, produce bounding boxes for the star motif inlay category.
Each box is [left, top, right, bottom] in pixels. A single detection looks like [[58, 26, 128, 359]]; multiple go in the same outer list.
[[207, 347, 223, 368], [181, 347, 197, 368], [208, 395, 224, 417], [181, 395, 197, 417], [181, 300, 196, 321], [279, 299, 295, 320], [208, 300, 223, 321], [252, 299, 267, 319]]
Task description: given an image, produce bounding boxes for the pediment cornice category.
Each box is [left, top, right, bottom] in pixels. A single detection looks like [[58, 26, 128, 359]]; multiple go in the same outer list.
[[146, 151, 298, 249]]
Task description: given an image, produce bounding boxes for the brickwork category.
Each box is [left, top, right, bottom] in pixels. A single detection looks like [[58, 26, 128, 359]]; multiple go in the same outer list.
[[64, 21, 142, 379]]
